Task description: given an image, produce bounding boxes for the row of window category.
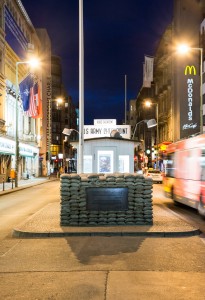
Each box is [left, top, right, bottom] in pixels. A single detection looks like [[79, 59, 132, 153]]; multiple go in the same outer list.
[[5, 0, 31, 43]]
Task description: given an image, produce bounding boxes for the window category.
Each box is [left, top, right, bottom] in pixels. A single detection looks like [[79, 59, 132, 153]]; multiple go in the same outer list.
[[166, 153, 175, 178], [119, 155, 129, 173]]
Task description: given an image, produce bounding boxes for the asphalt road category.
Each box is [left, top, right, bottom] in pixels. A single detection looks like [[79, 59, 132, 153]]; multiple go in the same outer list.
[[153, 184, 205, 235], [0, 181, 205, 300], [0, 180, 60, 240]]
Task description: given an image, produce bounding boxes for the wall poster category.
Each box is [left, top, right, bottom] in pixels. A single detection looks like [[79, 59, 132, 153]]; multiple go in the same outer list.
[[97, 150, 113, 173]]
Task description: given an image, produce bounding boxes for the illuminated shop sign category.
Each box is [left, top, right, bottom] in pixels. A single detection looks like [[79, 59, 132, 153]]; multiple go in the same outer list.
[[19, 144, 34, 157], [180, 62, 200, 138], [0, 137, 38, 157], [0, 137, 15, 154], [184, 65, 196, 75]]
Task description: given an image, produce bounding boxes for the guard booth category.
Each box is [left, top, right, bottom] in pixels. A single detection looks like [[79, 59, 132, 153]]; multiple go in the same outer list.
[[67, 120, 139, 173], [81, 137, 138, 173]]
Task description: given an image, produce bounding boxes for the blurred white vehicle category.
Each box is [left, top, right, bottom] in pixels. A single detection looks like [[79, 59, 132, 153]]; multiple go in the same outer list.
[[145, 169, 163, 183]]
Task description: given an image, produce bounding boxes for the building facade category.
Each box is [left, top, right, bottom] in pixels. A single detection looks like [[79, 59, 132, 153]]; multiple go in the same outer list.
[[0, 0, 78, 181], [50, 55, 77, 173], [0, 0, 43, 183], [129, 0, 205, 171]]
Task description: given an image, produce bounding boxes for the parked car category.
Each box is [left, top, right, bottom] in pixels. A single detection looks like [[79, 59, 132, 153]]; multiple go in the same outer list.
[[145, 169, 163, 183]]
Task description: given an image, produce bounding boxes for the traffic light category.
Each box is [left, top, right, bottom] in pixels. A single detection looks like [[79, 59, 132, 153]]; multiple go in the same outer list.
[[146, 149, 151, 155]]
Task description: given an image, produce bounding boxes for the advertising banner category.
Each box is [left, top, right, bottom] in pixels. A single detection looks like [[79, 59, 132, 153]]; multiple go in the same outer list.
[[180, 59, 200, 138], [143, 56, 154, 88]]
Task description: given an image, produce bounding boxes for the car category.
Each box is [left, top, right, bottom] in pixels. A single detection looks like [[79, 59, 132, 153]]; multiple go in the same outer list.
[[145, 169, 163, 183]]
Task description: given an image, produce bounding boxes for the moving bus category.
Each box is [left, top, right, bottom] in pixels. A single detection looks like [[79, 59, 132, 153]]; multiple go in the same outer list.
[[163, 134, 205, 217]]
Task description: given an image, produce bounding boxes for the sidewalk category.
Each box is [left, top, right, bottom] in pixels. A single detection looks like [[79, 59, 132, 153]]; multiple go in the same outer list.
[[0, 175, 58, 195], [12, 202, 201, 238]]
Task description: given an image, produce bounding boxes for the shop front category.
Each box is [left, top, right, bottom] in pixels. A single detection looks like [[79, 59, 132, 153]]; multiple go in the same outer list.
[[0, 137, 39, 182]]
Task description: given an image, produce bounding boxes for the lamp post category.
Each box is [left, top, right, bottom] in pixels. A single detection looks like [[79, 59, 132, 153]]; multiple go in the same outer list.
[[177, 44, 203, 134], [125, 74, 127, 124], [47, 97, 63, 177], [144, 99, 159, 167], [62, 136, 68, 172], [62, 128, 80, 172], [132, 119, 157, 171], [132, 118, 157, 140], [15, 59, 39, 187], [79, 0, 84, 174]]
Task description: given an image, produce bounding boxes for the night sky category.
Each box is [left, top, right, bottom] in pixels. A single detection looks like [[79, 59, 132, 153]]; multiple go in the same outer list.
[[21, 0, 174, 125]]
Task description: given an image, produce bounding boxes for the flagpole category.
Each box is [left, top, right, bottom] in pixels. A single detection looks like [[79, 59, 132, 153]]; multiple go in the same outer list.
[[79, 0, 84, 174], [15, 62, 20, 187], [125, 74, 127, 124]]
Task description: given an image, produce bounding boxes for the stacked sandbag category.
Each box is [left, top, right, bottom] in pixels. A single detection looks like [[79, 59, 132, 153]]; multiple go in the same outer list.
[[60, 173, 153, 226]]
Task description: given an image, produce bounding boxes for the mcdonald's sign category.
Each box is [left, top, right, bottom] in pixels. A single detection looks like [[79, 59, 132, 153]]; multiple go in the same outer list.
[[184, 65, 197, 75]]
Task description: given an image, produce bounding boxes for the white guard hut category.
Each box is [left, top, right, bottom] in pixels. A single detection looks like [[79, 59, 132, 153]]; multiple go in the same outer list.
[[71, 119, 139, 174]]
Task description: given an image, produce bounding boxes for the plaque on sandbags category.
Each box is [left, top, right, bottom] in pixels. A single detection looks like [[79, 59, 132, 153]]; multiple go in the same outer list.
[[86, 187, 128, 211]]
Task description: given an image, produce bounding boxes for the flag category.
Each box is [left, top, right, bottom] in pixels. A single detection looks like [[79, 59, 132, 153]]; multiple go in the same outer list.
[[143, 63, 151, 88], [19, 74, 33, 111], [143, 56, 154, 88], [33, 82, 43, 118], [25, 84, 38, 117]]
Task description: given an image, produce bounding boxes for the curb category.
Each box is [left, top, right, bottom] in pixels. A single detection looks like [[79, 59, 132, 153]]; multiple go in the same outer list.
[[0, 178, 59, 195], [12, 228, 201, 238]]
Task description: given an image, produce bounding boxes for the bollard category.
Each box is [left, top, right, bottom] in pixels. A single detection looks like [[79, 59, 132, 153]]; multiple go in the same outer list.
[[3, 178, 5, 191], [12, 179, 14, 189]]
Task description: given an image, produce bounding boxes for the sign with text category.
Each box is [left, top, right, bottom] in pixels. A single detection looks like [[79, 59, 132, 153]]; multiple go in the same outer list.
[[94, 119, 116, 125], [84, 125, 131, 139], [180, 59, 200, 138]]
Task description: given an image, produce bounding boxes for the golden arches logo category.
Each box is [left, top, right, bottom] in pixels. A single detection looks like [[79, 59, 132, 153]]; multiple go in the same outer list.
[[184, 65, 196, 75]]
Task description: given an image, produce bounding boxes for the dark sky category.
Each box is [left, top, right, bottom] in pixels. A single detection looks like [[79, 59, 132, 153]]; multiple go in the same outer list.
[[21, 0, 174, 125]]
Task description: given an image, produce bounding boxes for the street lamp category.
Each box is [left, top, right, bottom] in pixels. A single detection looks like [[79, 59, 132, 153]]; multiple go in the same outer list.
[[62, 128, 80, 172], [132, 119, 157, 171], [132, 119, 157, 140], [177, 44, 203, 134], [56, 97, 63, 109], [144, 99, 159, 167], [15, 58, 39, 187], [47, 97, 64, 177], [62, 128, 79, 136]]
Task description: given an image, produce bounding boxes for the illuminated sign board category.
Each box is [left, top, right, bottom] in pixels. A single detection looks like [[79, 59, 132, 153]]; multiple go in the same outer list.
[[180, 61, 200, 138], [84, 125, 131, 139], [184, 65, 196, 75], [0, 137, 38, 157]]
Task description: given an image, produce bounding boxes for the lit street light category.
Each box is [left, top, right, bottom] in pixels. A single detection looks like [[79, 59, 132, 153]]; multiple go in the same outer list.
[[132, 119, 157, 171], [47, 97, 64, 177], [177, 44, 203, 134], [15, 58, 40, 188], [144, 99, 159, 167]]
